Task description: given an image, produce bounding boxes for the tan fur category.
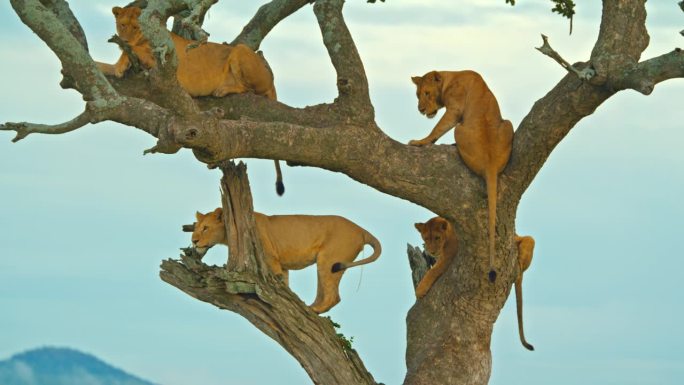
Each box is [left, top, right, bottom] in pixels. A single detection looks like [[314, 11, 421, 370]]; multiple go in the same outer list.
[[409, 70, 514, 282], [514, 234, 535, 351], [192, 208, 382, 314], [97, 6, 283, 194], [96, 6, 277, 99], [413, 217, 458, 298]]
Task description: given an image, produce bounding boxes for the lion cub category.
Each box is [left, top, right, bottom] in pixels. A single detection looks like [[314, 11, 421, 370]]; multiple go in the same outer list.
[[413, 217, 459, 298], [192, 208, 382, 314], [409, 70, 514, 282]]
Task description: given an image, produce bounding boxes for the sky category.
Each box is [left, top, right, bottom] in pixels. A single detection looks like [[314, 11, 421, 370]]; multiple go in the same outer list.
[[0, 1, 683, 385]]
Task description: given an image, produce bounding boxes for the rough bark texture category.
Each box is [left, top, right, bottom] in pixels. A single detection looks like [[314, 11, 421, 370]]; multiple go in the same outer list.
[[3, 0, 683, 384]]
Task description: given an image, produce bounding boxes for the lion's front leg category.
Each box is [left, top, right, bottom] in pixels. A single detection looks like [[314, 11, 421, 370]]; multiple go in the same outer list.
[[409, 109, 459, 146]]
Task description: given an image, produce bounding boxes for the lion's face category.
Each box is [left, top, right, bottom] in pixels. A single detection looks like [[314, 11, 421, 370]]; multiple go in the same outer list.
[[412, 71, 443, 119], [112, 6, 144, 45], [191, 208, 227, 256], [414, 217, 450, 258]]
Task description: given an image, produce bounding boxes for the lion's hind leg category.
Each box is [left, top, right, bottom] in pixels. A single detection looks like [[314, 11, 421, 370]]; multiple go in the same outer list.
[[310, 253, 346, 314]]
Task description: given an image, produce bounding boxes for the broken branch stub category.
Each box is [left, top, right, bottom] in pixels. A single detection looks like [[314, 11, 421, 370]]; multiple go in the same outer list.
[[219, 161, 270, 278]]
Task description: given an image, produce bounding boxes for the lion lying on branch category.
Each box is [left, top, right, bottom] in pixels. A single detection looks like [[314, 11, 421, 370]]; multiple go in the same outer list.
[[191, 208, 382, 314], [95, 6, 284, 195]]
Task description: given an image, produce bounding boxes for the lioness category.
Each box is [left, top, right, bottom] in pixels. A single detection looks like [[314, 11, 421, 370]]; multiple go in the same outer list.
[[514, 234, 535, 351], [409, 70, 514, 282], [96, 6, 283, 195], [192, 208, 382, 314], [413, 217, 458, 298], [96, 6, 277, 99]]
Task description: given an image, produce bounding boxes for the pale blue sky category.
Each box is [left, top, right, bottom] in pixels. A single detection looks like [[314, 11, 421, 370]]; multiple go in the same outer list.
[[1, 1, 683, 385]]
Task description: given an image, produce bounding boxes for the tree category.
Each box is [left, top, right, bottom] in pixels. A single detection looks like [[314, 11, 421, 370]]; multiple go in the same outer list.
[[2, 0, 683, 384]]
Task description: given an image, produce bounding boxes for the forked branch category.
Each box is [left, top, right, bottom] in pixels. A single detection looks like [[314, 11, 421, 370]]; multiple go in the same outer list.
[[0, 111, 93, 143]]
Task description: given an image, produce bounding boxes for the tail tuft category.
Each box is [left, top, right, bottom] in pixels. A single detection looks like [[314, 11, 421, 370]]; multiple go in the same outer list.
[[276, 181, 285, 196], [523, 342, 535, 351], [488, 269, 497, 283], [331, 262, 345, 273]]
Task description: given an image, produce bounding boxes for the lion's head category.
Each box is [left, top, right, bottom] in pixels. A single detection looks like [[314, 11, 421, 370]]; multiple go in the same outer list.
[[414, 217, 452, 258], [112, 6, 144, 45], [191, 208, 227, 256], [411, 71, 443, 119]]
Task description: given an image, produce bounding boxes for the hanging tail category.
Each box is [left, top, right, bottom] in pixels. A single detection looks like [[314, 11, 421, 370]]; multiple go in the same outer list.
[[486, 168, 498, 282], [331, 231, 382, 273], [515, 274, 534, 350], [274, 160, 285, 196]]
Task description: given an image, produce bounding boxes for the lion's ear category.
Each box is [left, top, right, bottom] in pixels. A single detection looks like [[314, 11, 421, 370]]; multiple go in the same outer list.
[[432, 71, 442, 83], [213, 207, 223, 221], [440, 220, 448, 231], [112, 6, 123, 16], [195, 211, 204, 221], [130, 6, 142, 17], [414, 223, 425, 232], [411, 76, 422, 86]]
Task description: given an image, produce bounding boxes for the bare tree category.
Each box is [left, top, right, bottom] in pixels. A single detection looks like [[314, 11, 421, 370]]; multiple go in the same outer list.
[[3, 0, 683, 384]]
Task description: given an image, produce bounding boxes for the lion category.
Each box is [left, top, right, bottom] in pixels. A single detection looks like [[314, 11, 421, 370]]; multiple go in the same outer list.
[[192, 208, 382, 314], [96, 6, 283, 195], [414, 217, 535, 350], [514, 234, 535, 351], [413, 217, 458, 298], [96, 6, 277, 99], [409, 70, 514, 282]]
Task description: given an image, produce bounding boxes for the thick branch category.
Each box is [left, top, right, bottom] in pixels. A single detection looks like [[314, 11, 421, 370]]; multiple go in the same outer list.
[[616, 49, 684, 95], [11, 0, 120, 102], [590, 0, 649, 85], [169, 118, 482, 223], [39, 0, 88, 50], [312, 0, 374, 122], [138, 1, 199, 116], [231, 0, 311, 50]]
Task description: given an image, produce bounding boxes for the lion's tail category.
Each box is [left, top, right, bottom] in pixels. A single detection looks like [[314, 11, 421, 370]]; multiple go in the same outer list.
[[331, 231, 382, 273], [274, 160, 285, 196], [486, 167, 499, 283], [515, 269, 535, 351]]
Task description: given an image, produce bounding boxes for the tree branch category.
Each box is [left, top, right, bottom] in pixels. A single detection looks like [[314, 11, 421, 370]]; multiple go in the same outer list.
[[137, 1, 199, 116], [167, 118, 482, 222], [0, 111, 93, 143], [617, 48, 684, 95], [536, 34, 596, 80], [590, 0, 649, 86], [312, 0, 374, 122], [171, 0, 217, 42], [231, 0, 312, 50], [11, 0, 120, 103]]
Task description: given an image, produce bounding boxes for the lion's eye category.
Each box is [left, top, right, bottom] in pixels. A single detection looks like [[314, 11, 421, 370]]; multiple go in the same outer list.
[[202, 226, 208, 233], [424, 91, 429, 96]]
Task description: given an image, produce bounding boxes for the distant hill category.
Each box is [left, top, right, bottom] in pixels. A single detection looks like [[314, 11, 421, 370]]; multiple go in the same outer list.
[[0, 347, 158, 385]]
